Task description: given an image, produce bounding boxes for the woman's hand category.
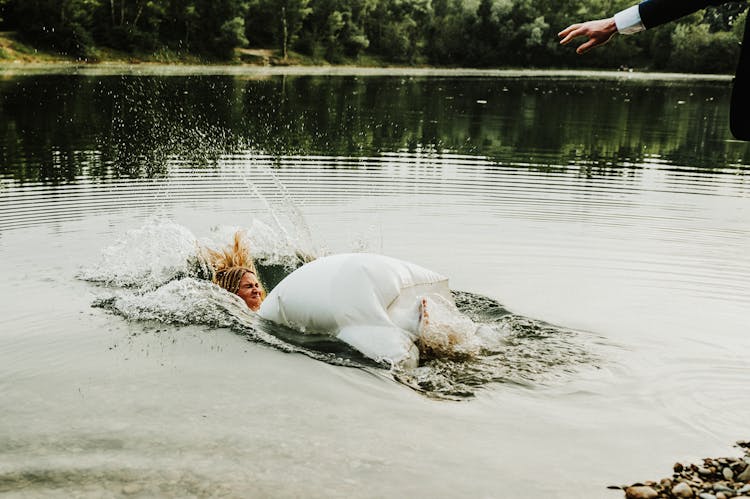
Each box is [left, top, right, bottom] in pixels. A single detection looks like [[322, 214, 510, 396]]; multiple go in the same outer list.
[[558, 18, 617, 54]]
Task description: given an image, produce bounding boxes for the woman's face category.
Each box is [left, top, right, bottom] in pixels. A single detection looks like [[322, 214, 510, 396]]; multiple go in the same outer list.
[[237, 272, 263, 311]]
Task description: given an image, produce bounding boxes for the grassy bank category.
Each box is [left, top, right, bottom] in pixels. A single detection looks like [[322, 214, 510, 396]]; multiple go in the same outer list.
[[0, 31, 398, 67], [0, 32, 737, 76], [0, 31, 71, 62]]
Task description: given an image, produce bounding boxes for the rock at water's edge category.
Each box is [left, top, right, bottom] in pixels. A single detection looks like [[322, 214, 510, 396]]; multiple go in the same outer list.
[[625, 485, 658, 499], [672, 482, 694, 498]]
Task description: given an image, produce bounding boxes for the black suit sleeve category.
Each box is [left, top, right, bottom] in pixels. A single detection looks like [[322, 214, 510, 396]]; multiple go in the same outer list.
[[731, 14, 750, 139], [634, 0, 749, 140], [638, 0, 739, 29]]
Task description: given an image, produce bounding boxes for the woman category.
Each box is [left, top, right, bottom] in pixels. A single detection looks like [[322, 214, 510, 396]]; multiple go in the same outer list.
[[202, 231, 266, 311], [207, 232, 478, 367], [214, 267, 264, 311]]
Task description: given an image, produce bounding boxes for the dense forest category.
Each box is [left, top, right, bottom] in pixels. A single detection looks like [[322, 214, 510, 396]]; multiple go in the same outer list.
[[0, 0, 746, 72]]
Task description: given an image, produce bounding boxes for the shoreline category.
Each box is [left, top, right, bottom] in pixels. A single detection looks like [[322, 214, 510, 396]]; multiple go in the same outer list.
[[615, 442, 750, 499], [0, 61, 734, 81], [0, 33, 734, 80]]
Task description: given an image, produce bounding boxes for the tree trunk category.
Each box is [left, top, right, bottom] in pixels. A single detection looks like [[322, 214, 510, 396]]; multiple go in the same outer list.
[[134, 0, 146, 26], [120, 0, 125, 26], [110, 0, 115, 25], [282, 6, 288, 60]]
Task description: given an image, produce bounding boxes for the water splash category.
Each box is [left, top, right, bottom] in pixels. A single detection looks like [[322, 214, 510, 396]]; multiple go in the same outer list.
[[236, 156, 320, 261], [77, 218, 199, 289], [82, 220, 598, 399], [93, 277, 367, 367], [78, 218, 313, 291], [103, 76, 246, 179], [96, 278, 251, 327], [395, 291, 599, 399], [417, 294, 483, 360], [198, 220, 310, 270]]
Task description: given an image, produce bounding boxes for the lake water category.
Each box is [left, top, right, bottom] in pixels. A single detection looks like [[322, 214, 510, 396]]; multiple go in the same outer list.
[[1, 66, 749, 498]]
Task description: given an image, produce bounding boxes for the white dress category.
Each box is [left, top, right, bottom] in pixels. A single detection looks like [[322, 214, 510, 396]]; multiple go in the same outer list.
[[258, 253, 453, 368]]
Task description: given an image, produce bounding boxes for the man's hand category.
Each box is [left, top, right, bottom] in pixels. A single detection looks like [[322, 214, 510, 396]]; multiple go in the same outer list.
[[558, 18, 617, 54]]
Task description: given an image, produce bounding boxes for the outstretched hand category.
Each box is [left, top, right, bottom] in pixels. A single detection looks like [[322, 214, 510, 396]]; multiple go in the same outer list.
[[558, 18, 617, 54]]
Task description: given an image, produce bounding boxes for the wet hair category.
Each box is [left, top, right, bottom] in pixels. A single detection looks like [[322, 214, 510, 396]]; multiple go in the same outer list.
[[199, 230, 266, 300], [213, 266, 256, 295]]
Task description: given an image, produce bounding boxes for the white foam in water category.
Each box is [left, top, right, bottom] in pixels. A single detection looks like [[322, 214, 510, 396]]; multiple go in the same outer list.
[[239, 219, 315, 267], [109, 278, 252, 327], [100, 277, 315, 356], [78, 218, 198, 289], [418, 294, 483, 359], [80, 217, 339, 358], [80, 218, 315, 291]]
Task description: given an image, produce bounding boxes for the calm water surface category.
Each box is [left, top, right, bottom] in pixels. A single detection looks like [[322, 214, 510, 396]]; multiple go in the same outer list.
[[1, 67, 749, 497]]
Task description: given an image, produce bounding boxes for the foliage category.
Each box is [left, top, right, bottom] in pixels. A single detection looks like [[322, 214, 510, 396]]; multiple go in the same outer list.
[[669, 23, 741, 73], [0, 0, 744, 71], [733, 9, 747, 39], [8, 0, 98, 57]]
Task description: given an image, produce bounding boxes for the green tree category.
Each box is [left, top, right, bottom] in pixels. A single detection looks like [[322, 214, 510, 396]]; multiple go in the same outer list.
[[96, 0, 167, 51], [247, 0, 310, 59], [245, 0, 277, 47], [14, 0, 99, 57], [154, 0, 201, 51], [426, 0, 472, 65], [732, 9, 747, 39], [0, 0, 745, 69], [191, 0, 249, 58], [277, 0, 312, 59], [0, 0, 9, 24], [369, 0, 430, 62], [669, 22, 740, 72], [293, 0, 371, 61]]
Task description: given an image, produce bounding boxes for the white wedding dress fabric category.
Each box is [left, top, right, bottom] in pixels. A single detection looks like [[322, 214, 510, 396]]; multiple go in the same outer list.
[[258, 253, 452, 368]]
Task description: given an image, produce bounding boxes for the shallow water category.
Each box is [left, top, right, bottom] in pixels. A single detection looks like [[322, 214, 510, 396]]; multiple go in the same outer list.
[[1, 68, 749, 497]]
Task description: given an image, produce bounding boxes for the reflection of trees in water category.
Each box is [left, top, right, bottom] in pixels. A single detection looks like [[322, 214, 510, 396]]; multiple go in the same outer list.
[[0, 74, 747, 184], [100, 75, 245, 177], [0, 75, 245, 182]]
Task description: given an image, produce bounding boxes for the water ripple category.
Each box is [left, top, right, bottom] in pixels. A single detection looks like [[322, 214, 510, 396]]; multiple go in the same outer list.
[[2, 152, 747, 232]]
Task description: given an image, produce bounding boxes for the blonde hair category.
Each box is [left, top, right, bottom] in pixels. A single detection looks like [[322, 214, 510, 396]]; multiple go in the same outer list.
[[200, 231, 266, 301], [213, 266, 257, 295]]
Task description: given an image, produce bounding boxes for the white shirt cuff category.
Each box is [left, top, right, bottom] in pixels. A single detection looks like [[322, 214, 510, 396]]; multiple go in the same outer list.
[[614, 5, 646, 35]]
